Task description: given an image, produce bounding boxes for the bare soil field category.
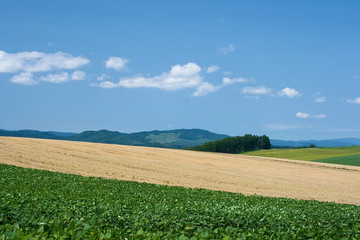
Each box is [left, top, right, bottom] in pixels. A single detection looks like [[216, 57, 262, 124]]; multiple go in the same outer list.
[[1, 137, 360, 205]]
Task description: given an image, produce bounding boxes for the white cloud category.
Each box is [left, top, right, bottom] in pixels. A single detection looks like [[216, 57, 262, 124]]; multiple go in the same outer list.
[[39, 72, 70, 83], [10, 70, 86, 85], [97, 73, 110, 81], [218, 44, 235, 55], [105, 56, 128, 71], [99, 81, 119, 88], [279, 87, 301, 98], [296, 112, 326, 119], [206, 65, 220, 73], [117, 62, 202, 90], [353, 76, 360, 79], [169, 62, 201, 78], [0, 50, 89, 73], [243, 86, 271, 95], [223, 77, 248, 86], [313, 92, 326, 103], [347, 97, 360, 104], [98, 62, 220, 96], [314, 96, 326, 103], [313, 114, 326, 119], [71, 71, 85, 80], [296, 112, 310, 119], [10, 72, 37, 85], [192, 82, 221, 97], [223, 71, 232, 76]]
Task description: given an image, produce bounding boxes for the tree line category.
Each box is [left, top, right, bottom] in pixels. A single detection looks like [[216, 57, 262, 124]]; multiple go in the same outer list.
[[188, 134, 271, 154]]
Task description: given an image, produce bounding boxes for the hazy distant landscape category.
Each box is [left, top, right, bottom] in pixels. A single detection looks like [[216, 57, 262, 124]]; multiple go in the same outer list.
[[1, 128, 360, 148], [0, 128, 228, 149]]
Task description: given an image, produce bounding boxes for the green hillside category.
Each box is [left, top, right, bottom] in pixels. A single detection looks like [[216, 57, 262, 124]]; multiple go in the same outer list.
[[0, 128, 228, 149], [0, 129, 63, 140], [68, 129, 228, 148], [1, 164, 360, 239], [243, 146, 360, 166]]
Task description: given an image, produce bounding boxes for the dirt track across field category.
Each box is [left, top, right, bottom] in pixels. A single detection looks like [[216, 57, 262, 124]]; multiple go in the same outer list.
[[1, 137, 360, 205]]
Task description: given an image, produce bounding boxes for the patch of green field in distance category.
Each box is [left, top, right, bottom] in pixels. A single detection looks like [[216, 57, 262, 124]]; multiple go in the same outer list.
[[243, 146, 360, 161], [313, 154, 360, 166]]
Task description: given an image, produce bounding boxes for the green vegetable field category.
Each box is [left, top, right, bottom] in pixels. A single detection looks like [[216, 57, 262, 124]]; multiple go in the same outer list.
[[1, 164, 360, 239], [313, 154, 360, 166], [243, 146, 360, 166]]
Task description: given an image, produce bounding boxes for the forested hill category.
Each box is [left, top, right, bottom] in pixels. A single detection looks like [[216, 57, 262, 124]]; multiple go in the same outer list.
[[188, 134, 271, 153], [2, 128, 359, 149], [0, 129, 74, 139], [0, 128, 228, 149]]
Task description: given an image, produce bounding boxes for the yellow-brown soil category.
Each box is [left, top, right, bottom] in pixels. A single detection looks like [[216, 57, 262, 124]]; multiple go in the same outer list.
[[1, 137, 360, 205]]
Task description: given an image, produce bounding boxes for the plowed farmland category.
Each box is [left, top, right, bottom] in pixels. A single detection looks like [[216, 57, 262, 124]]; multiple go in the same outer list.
[[1, 137, 360, 205]]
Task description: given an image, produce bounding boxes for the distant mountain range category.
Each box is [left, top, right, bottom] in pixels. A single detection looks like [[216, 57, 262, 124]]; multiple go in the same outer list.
[[0, 128, 228, 149], [0, 128, 359, 148]]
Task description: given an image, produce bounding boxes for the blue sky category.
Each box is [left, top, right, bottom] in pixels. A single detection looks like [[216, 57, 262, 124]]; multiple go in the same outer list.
[[1, 1, 359, 140]]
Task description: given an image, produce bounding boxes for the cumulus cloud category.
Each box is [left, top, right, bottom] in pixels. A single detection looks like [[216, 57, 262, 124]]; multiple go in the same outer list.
[[71, 71, 86, 80], [296, 112, 326, 119], [192, 82, 221, 97], [39, 71, 86, 83], [223, 77, 248, 86], [241, 86, 301, 99], [206, 65, 220, 73], [99, 81, 119, 88], [314, 96, 326, 103], [97, 62, 252, 97], [105, 56, 128, 71], [279, 87, 301, 98], [98, 62, 220, 96], [347, 97, 360, 104], [218, 44, 235, 55], [11, 71, 86, 85], [0, 50, 89, 73], [39, 72, 70, 83], [243, 86, 272, 95], [313, 92, 326, 103], [117, 62, 202, 90], [296, 112, 310, 119], [97, 73, 110, 81], [10, 72, 37, 85]]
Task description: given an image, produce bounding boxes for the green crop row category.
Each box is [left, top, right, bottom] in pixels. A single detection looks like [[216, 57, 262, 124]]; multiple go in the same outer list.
[[1, 164, 360, 239]]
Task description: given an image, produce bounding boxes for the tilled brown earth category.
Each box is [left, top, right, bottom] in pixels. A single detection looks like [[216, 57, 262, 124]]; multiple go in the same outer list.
[[1, 137, 360, 205]]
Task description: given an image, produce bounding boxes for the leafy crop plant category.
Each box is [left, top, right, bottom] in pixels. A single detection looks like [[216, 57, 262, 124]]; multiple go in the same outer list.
[[1, 164, 360, 239]]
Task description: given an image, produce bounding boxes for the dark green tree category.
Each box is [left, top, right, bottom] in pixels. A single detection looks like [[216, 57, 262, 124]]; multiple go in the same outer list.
[[192, 134, 271, 153], [260, 135, 271, 149]]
